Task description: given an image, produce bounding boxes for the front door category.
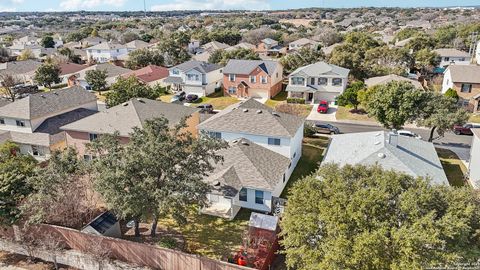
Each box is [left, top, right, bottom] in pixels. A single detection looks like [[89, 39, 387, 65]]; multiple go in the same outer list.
[[308, 92, 313, 101]]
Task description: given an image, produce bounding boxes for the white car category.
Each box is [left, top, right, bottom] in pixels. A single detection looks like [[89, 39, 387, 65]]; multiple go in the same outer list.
[[397, 130, 422, 140]]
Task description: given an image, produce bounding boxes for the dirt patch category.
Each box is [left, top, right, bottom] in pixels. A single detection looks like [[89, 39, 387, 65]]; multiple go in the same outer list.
[[0, 251, 77, 270], [121, 221, 187, 251]]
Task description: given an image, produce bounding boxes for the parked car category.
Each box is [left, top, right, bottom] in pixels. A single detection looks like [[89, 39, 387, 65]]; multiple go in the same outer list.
[[313, 122, 340, 134], [397, 130, 422, 140], [317, 100, 329, 113], [171, 91, 186, 102], [185, 94, 199, 103], [453, 123, 480, 135], [197, 104, 213, 113]]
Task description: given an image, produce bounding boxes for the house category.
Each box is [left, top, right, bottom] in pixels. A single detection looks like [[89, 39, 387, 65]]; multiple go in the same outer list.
[[164, 60, 222, 97], [193, 41, 231, 62], [58, 62, 88, 85], [198, 98, 304, 175], [222, 59, 283, 99], [86, 42, 128, 63], [365, 74, 423, 89], [201, 138, 291, 219], [323, 131, 449, 185], [0, 86, 98, 160], [7, 44, 43, 58], [122, 65, 169, 87], [125, 40, 150, 52], [441, 65, 480, 112], [286, 61, 350, 104], [433, 48, 471, 67], [12, 35, 39, 47], [81, 211, 121, 238], [288, 38, 319, 51], [188, 39, 200, 54], [72, 63, 131, 89], [394, 37, 413, 48], [226, 42, 256, 52], [468, 129, 480, 188], [61, 98, 200, 159], [80, 37, 107, 48], [0, 60, 42, 85], [256, 38, 285, 56]]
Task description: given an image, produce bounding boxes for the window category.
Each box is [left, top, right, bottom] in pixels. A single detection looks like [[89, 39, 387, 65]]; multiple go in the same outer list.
[[116, 49, 119, 52], [31, 145, 39, 156], [172, 69, 180, 75], [228, 87, 237, 94], [208, 131, 222, 139], [261, 76, 267, 84], [187, 74, 200, 81], [0, 118, 4, 125], [318, 77, 327, 85], [460, 58, 465, 61], [293, 152, 296, 158], [255, 190, 264, 204], [268, 138, 281, 145], [239, 188, 247, 202], [83, 155, 92, 161], [444, 57, 450, 61], [16, 120, 25, 127], [249, 75, 256, 83], [332, 78, 342, 86], [291, 77, 305, 85], [89, 133, 98, 142], [461, 84, 472, 93], [97, 50, 101, 53], [229, 74, 236, 82], [310, 78, 315, 85], [283, 174, 286, 183]]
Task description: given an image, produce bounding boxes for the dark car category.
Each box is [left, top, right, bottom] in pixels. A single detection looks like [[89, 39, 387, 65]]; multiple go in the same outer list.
[[171, 91, 186, 102], [197, 104, 213, 113], [185, 94, 199, 103], [453, 123, 480, 135], [313, 122, 340, 134]]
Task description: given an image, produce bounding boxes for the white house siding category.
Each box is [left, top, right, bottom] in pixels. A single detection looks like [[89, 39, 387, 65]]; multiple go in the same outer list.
[[232, 188, 272, 213], [215, 131, 292, 158], [0, 118, 34, 133], [469, 134, 480, 188], [439, 57, 471, 67], [86, 49, 128, 63], [441, 69, 454, 93], [18, 143, 50, 161], [314, 91, 340, 103]]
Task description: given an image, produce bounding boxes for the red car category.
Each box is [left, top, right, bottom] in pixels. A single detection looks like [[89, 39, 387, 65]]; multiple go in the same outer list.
[[317, 100, 329, 113], [453, 123, 480, 135]]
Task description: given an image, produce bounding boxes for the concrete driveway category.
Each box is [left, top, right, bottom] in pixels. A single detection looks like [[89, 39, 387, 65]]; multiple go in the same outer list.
[[307, 104, 338, 122]]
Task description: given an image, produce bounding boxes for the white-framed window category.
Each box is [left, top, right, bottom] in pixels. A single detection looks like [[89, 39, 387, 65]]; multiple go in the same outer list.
[[228, 87, 237, 94], [16, 120, 25, 127], [97, 50, 101, 53], [89, 133, 98, 142], [0, 118, 4, 125], [255, 190, 264, 204], [187, 74, 200, 81], [291, 77, 305, 85], [31, 145, 41, 156], [332, 78, 342, 86], [268, 138, 281, 145], [249, 75, 256, 83], [310, 78, 315, 85], [318, 77, 327, 85], [261, 76, 267, 84], [229, 74, 236, 82], [239, 188, 247, 202], [172, 69, 180, 75], [283, 174, 286, 183], [444, 57, 450, 61], [208, 131, 222, 139], [461, 84, 472, 93]]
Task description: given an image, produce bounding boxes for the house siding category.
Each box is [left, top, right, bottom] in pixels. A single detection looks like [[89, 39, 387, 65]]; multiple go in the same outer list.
[[442, 70, 480, 112], [469, 133, 480, 189], [223, 64, 283, 98]]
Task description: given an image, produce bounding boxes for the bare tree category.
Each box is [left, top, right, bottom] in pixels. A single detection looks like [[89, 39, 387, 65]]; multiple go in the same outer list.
[[0, 73, 19, 101], [36, 233, 66, 270], [85, 238, 112, 270]]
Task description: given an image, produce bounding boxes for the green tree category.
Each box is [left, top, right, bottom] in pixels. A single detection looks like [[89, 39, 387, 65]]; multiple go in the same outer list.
[[85, 69, 108, 92], [365, 81, 424, 129], [281, 163, 480, 270], [280, 47, 325, 75], [17, 49, 35, 60], [208, 48, 260, 66], [41, 36, 55, 48], [414, 49, 439, 75], [157, 32, 191, 66], [444, 88, 459, 102], [34, 63, 61, 89], [337, 81, 366, 111], [125, 49, 164, 70], [364, 46, 412, 77], [88, 117, 227, 236], [105, 76, 157, 107], [91, 28, 99, 37], [0, 141, 37, 225], [58, 47, 81, 64]]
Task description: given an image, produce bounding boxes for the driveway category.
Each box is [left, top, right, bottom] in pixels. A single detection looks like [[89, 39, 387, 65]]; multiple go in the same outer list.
[[307, 104, 338, 122]]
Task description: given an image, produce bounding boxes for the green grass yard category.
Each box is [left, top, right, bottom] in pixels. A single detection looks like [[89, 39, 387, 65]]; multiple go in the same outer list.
[[436, 148, 468, 187], [335, 106, 376, 122], [195, 91, 239, 110], [265, 90, 288, 109]]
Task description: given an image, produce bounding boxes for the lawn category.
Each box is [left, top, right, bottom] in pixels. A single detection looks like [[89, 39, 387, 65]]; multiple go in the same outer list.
[[280, 137, 329, 198], [265, 90, 288, 109], [335, 106, 376, 122], [94, 91, 110, 102], [436, 148, 468, 187], [159, 94, 174, 102], [196, 91, 239, 110], [469, 114, 480, 124], [275, 103, 313, 118]]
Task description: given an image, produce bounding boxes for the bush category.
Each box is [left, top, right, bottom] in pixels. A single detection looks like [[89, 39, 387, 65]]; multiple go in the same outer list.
[[444, 88, 459, 102], [304, 124, 316, 138], [286, 98, 305, 104], [157, 236, 177, 249]]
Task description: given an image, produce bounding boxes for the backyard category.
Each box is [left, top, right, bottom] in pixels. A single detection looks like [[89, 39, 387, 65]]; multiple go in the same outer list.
[[436, 148, 468, 187], [195, 91, 239, 110]]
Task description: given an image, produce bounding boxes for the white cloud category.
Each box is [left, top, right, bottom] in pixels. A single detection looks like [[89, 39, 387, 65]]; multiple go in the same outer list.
[[151, 0, 270, 11], [0, 6, 15, 12], [59, 0, 126, 11]]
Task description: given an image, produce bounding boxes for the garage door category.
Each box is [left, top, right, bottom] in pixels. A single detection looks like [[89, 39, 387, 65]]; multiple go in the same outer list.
[[249, 88, 269, 99], [184, 86, 206, 97], [314, 92, 339, 103]]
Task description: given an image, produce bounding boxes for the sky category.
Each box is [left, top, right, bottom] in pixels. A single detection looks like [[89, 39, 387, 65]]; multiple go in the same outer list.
[[0, 0, 479, 12]]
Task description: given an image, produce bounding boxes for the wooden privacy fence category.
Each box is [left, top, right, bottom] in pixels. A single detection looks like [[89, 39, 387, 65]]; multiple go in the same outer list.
[[4, 224, 254, 270]]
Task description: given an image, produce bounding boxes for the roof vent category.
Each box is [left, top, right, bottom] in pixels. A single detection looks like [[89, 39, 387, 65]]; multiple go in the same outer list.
[[272, 112, 279, 116], [232, 139, 238, 143], [122, 102, 129, 106], [256, 110, 262, 114], [53, 92, 58, 95], [40, 95, 45, 98], [243, 109, 248, 112], [213, 181, 221, 187], [377, 153, 386, 159], [241, 141, 249, 146]]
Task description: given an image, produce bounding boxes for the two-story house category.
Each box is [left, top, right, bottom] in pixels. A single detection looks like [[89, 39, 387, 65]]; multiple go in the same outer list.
[[86, 42, 128, 63], [0, 60, 42, 85], [80, 37, 107, 48], [222, 59, 283, 99], [442, 65, 480, 112], [0, 86, 98, 160], [256, 38, 286, 56], [164, 60, 223, 97], [433, 48, 471, 67], [198, 99, 304, 217], [61, 98, 200, 160], [286, 61, 350, 104], [71, 63, 132, 89]]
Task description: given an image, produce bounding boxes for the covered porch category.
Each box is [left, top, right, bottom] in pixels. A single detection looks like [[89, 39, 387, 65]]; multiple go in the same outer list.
[[164, 76, 184, 92], [286, 85, 339, 105], [201, 193, 241, 220]]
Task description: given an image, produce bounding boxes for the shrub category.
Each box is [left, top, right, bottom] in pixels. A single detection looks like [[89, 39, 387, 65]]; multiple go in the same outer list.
[[286, 98, 305, 104], [304, 124, 316, 138], [444, 88, 459, 102], [157, 236, 177, 249]]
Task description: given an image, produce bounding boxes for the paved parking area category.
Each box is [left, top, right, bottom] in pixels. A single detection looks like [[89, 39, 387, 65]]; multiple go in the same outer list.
[[307, 104, 338, 122]]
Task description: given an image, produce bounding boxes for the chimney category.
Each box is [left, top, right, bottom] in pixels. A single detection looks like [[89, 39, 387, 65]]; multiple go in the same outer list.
[[388, 129, 398, 147]]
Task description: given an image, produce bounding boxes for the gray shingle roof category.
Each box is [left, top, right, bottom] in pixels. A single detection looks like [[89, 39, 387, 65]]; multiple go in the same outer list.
[[61, 98, 198, 136], [365, 74, 423, 89], [323, 131, 449, 185], [198, 98, 304, 138], [0, 60, 42, 76], [171, 60, 222, 74], [0, 86, 97, 120], [289, 61, 350, 78], [222, 59, 279, 76], [447, 65, 480, 84], [433, 48, 470, 58], [35, 108, 97, 135], [205, 138, 291, 196], [86, 42, 126, 50], [78, 63, 131, 79], [125, 40, 150, 50]]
